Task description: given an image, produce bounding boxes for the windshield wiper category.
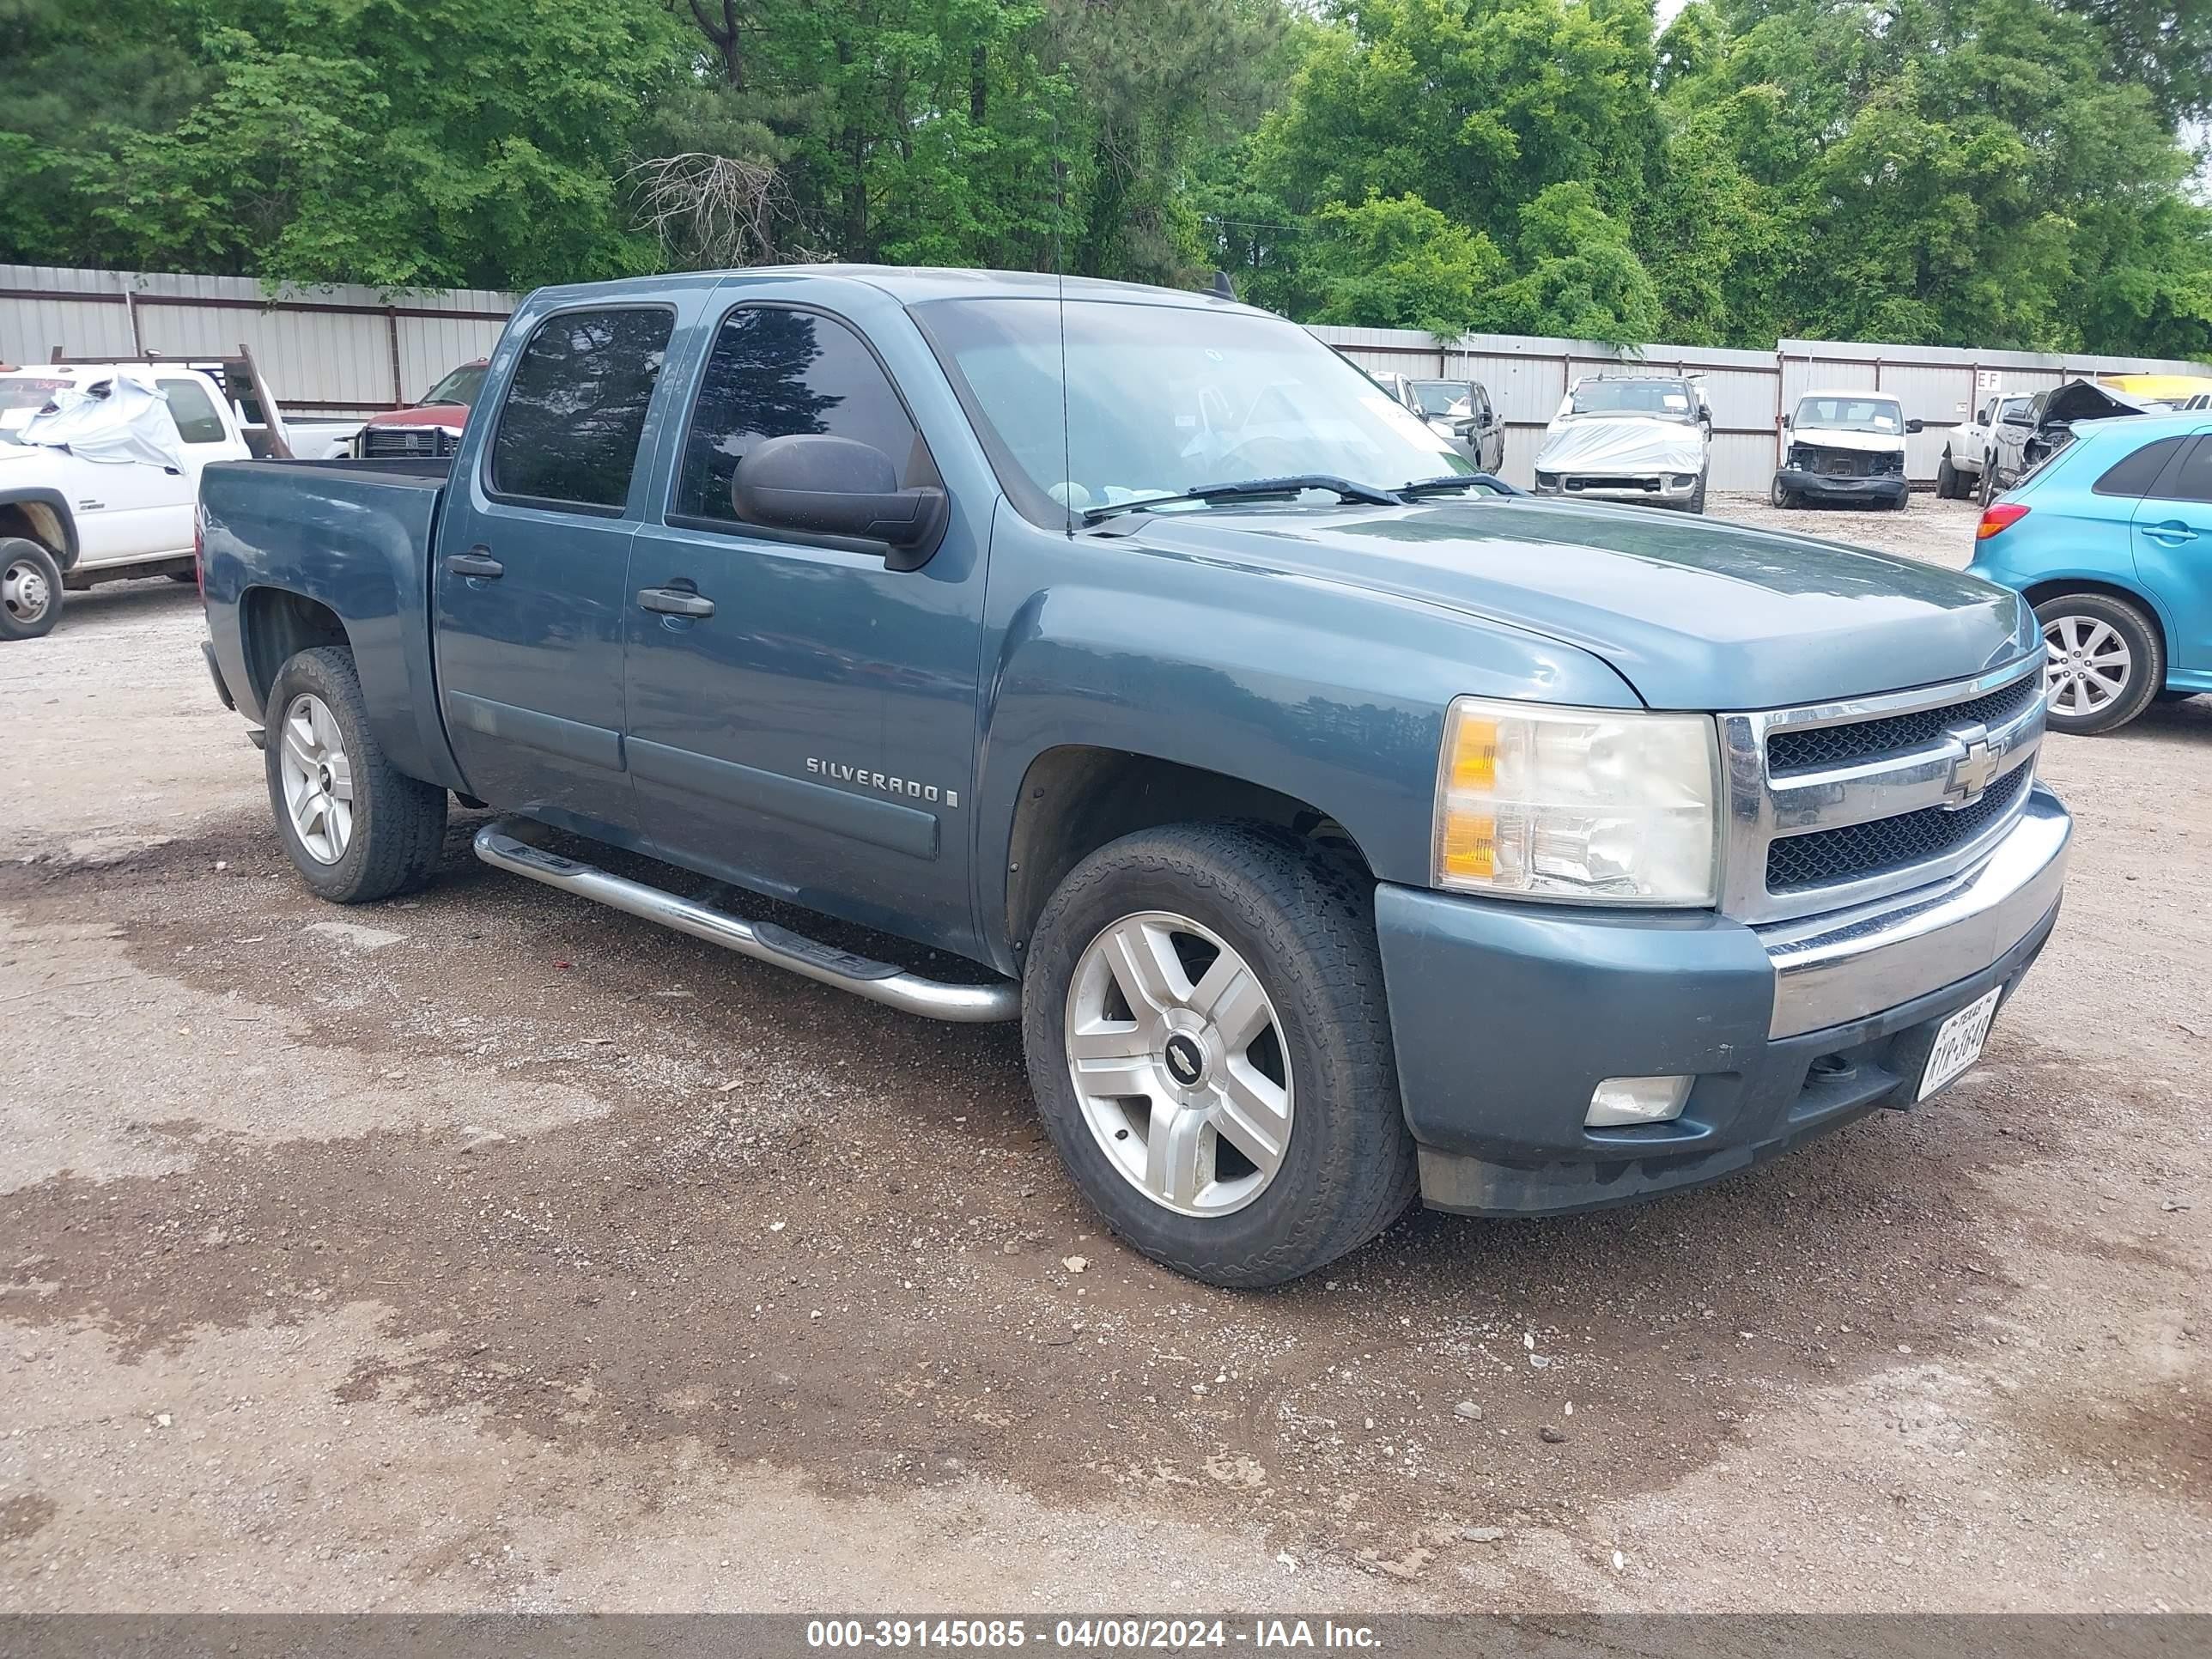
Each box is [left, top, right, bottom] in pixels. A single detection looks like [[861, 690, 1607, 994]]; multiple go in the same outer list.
[[1081, 473, 1403, 524], [1396, 473, 1519, 498]]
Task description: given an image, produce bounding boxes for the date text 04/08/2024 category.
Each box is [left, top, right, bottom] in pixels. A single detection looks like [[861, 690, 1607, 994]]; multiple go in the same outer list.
[[803, 1619, 1382, 1650]]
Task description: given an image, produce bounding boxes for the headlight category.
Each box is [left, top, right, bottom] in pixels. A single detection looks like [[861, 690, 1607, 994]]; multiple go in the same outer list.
[[1431, 697, 1721, 905]]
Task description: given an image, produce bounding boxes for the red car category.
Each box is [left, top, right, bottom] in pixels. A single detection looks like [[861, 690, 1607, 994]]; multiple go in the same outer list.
[[353, 360, 487, 459]]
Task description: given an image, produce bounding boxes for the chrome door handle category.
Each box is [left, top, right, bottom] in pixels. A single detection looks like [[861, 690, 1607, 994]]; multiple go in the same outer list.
[[638, 587, 714, 619], [446, 549, 503, 579]]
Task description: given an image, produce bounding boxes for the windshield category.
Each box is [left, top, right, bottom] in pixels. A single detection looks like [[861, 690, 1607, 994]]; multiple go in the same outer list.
[[418, 363, 487, 407], [1567, 379, 1696, 422], [917, 298, 1470, 524], [1408, 380, 1470, 417], [1794, 396, 1903, 434], [0, 376, 70, 442]]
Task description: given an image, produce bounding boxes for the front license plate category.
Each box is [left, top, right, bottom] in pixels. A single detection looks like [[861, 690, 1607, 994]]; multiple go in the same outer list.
[[1917, 985, 2004, 1102]]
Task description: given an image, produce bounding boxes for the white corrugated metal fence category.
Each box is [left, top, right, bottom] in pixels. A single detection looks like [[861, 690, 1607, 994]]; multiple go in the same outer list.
[[0, 264, 517, 417], [3, 265, 2203, 485]]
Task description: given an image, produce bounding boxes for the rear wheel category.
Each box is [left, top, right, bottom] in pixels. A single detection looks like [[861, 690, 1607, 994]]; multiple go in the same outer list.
[[1021, 823, 1417, 1288], [2036, 592, 2164, 735], [0, 538, 62, 641], [264, 646, 448, 902]]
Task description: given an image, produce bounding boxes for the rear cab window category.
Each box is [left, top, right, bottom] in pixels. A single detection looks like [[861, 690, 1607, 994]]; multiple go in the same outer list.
[[489, 307, 675, 512]]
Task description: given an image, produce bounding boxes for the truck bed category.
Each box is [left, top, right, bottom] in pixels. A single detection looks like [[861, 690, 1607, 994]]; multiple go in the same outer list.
[[198, 456, 466, 794]]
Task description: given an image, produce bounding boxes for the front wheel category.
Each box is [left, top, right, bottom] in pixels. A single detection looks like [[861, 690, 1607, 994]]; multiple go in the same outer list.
[[2036, 592, 2165, 734], [1021, 823, 1417, 1288], [1686, 472, 1707, 514], [0, 538, 62, 641], [1769, 476, 1796, 509], [1979, 464, 1997, 508], [1936, 453, 1960, 499], [264, 646, 449, 901]]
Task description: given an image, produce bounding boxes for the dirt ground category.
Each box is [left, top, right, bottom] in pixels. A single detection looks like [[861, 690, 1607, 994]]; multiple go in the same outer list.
[[0, 493, 2206, 1614]]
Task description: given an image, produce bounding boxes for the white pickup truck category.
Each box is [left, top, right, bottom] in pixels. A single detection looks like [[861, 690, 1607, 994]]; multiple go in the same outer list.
[[0, 360, 338, 641], [1935, 392, 2028, 498]]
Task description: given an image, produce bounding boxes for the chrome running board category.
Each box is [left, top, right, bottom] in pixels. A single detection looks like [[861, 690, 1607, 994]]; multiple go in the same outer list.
[[472, 817, 1020, 1024]]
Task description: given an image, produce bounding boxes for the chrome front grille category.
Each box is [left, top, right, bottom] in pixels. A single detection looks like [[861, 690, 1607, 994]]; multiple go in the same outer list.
[[1718, 656, 2045, 923], [1765, 766, 2033, 892], [1766, 673, 2041, 775]]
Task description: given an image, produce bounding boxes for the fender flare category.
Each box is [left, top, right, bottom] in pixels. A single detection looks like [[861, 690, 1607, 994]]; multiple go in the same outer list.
[[0, 487, 81, 571]]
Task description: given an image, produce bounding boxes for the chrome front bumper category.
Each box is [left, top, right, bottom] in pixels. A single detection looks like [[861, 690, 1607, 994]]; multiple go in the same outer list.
[[1757, 782, 2071, 1038]]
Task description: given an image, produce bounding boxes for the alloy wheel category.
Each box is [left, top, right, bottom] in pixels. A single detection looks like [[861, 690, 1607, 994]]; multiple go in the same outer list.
[[1063, 911, 1294, 1218], [2043, 613, 2133, 719], [278, 692, 356, 863]]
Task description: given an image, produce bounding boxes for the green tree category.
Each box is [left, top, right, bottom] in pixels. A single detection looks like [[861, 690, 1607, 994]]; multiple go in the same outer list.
[[1482, 182, 1660, 344], [1305, 192, 1504, 337]]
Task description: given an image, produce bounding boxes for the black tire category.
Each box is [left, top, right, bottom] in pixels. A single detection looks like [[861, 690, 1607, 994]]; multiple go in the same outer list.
[[1890, 485, 1910, 511], [1686, 471, 1707, 514], [1936, 453, 1959, 499], [2033, 592, 2165, 736], [264, 646, 448, 902], [1021, 823, 1418, 1288], [1978, 463, 1997, 508], [1769, 476, 1796, 509], [0, 537, 62, 641]]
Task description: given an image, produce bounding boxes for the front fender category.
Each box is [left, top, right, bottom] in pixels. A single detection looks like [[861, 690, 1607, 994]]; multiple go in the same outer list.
[[0, 487, 81, 569], [971, 561, 1640, 965]]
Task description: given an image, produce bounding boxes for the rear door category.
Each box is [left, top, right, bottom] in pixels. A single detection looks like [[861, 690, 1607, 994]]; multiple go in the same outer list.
[[2129, 429, 2212, 674], [621, 289, 988, 951], [433, 301, 679, 840]]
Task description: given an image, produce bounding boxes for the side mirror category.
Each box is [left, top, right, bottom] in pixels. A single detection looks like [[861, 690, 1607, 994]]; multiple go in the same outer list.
[[732, 434, 948, 569], [1905, 418, 1924, 434], [1778, 414, 1791, 430]]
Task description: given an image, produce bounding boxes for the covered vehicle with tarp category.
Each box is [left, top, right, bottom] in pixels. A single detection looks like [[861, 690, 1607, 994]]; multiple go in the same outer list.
[[1531, 374, 1712, 514]]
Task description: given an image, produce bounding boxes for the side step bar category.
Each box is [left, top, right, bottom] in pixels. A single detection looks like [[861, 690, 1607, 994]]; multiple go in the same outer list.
[[472, 818, 1021, 1024]]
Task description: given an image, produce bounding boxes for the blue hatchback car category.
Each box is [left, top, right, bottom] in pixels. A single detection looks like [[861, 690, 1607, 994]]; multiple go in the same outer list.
[[1966, 410, 2212, 733]]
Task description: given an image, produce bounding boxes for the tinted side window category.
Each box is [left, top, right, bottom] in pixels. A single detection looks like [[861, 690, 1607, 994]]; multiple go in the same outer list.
[[673, 307, 933, 525], [2154, 435, 2212, 504], [490, 307, 672, 509], [2094, 436, 2189, 498], [158, 378, 227, 444]]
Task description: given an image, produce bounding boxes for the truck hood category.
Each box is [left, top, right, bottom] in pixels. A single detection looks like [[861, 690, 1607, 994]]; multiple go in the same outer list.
[[1120, 496, 2031, 711], [1785, 428, 1904, 456], [365, 404, 468, 428]]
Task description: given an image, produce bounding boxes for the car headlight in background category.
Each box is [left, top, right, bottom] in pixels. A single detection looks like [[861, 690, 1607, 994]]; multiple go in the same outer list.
[[1431, 697, 1721, 905]]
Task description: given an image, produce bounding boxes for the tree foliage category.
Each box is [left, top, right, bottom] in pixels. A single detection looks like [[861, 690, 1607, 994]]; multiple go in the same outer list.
[[0, 0, 2208, 359]]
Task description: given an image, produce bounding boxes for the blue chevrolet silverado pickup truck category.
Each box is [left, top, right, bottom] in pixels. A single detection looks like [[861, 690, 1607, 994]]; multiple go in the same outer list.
[[197, 267, 2072, 1286]]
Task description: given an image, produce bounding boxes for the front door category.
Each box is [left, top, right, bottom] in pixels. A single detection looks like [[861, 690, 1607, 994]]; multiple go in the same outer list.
[[623, 296, 988, 951], [2130, 429, 2212, 675], [433, 302, 678, 838]]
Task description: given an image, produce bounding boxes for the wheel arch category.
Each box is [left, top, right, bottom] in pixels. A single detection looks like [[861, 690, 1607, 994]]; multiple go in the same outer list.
[[2019, 575, 2173, 670], [999, 746, 1381, 975], [239, 585, 354, 713], [0, 489, 80, 570]]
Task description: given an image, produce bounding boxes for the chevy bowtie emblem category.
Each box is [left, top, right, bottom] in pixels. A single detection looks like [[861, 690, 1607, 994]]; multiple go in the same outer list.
[[1945, 722, 2000, 804]]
